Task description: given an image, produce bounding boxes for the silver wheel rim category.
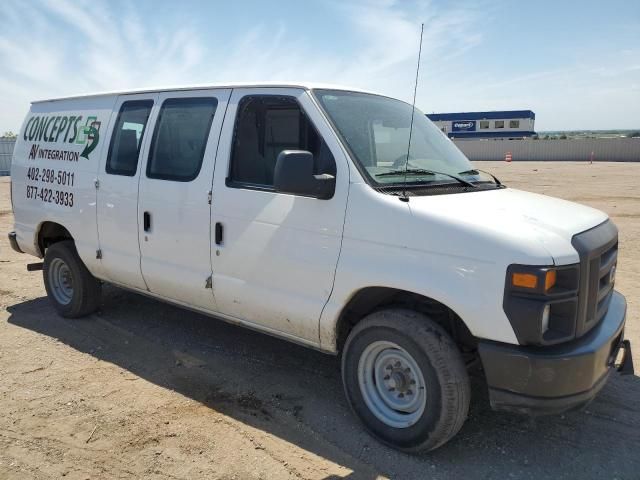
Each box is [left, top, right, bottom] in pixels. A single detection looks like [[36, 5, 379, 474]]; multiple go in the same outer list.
[[48, 258, 73, 305], [357, 340, 427, 428]]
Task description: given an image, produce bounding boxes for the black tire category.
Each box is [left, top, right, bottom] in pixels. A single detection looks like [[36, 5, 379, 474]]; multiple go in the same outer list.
[[43, 240, 101, 318], [341, 308, 470, 452]]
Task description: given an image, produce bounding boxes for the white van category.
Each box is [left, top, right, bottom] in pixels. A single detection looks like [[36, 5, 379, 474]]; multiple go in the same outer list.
[[8, 83, 633, 451]]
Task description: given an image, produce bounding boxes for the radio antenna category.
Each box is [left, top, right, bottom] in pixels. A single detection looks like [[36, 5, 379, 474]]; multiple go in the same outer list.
[[401, 22, 425, 201]]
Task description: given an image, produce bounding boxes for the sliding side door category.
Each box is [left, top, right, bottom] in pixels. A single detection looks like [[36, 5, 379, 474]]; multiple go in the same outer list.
[[137, 89, 231, 310]]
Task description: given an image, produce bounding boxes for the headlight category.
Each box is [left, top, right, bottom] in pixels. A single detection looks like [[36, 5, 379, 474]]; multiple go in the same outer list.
[[511, 269, 557, 292], [509, 266, 567, 295], [504, 264, 580, 345]]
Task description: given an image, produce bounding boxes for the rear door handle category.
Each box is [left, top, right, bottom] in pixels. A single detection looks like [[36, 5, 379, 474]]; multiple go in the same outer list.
[[215, 222, 223, 245], [143, 211, 151, 232]]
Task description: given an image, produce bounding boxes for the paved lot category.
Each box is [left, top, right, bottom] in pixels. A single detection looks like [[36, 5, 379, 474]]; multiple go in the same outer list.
[[1, 161, 639, 479]]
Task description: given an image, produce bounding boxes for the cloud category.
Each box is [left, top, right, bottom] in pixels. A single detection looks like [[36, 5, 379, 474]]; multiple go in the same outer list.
[[40, 0, 205, 89], [0, 0, 485, 132], [1, 0, 638, 131], [422, 46, 640, 130], [0, 0, 208, 131]]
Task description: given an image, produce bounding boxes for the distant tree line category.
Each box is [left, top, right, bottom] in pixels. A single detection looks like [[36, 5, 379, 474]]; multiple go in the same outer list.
[[531, 134, 569, 140], [531, 131, 640, 140]]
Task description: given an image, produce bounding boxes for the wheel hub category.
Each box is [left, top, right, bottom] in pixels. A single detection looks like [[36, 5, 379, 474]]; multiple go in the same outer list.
[[48, 257, 74, 305], [384, 367, 413, 394], [357, 341, 427, 429]]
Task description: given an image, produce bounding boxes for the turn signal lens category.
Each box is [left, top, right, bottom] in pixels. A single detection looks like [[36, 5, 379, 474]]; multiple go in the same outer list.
[[512, 273, 538, 289], [545, 270, 557, 292]]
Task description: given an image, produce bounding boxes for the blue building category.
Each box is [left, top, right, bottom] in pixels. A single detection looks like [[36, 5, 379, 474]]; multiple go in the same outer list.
[[426, 110, 536, 139]]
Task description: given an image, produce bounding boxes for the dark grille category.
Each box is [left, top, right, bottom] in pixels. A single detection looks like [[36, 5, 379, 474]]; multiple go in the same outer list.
[[571, 220, 618, 338]]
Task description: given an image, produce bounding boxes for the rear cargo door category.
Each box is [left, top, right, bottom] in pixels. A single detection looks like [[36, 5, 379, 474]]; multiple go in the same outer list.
[[137, 89, 231, 310], [97, 93, 158, 290]]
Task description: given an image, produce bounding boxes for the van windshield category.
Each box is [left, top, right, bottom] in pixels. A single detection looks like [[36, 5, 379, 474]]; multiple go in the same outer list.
[[314, 89, 479, 187]]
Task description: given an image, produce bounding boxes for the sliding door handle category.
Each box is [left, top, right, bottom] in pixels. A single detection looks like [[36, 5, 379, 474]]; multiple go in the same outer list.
[[215, 222, 223, 245], [143, 211, 151, 232]]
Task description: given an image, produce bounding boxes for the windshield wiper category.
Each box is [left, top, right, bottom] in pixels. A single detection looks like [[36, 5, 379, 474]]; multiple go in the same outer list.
[[376, 168, 477, 188], [458, 168, 503, 186], [376, 168, 435, 177]]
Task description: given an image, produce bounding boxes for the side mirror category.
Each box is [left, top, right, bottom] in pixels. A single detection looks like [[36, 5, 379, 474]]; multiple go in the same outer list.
[[273, 150, 335, 200]]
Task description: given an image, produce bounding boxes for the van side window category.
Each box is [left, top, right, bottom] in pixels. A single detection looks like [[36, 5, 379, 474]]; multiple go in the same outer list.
[[228, 95, 336, 189], [106, 100, 153, 176], [147, 97, 218, 182]]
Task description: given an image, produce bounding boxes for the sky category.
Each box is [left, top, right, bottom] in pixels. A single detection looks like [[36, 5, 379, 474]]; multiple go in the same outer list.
[[0, 0, 639, 133]]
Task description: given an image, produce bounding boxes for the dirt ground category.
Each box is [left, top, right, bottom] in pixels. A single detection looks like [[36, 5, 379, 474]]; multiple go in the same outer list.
[[1, 161, 639, 480]]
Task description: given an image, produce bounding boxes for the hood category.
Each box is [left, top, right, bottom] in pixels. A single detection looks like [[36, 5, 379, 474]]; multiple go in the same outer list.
[[406, 187, 608, 265]]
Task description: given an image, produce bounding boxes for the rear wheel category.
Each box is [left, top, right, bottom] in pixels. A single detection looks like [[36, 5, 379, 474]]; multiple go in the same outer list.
[[341, 308, 470, 452], [43, 240, 101, 318]]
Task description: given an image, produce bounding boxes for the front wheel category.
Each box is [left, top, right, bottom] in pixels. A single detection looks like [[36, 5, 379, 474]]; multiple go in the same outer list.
[[341, 308, 470, 452], [43, 240, 101, 318]]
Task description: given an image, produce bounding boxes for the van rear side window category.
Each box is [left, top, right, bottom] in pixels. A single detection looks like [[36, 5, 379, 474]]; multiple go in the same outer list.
[[106, 100, 154, 176], [146, 97, 218, 182]]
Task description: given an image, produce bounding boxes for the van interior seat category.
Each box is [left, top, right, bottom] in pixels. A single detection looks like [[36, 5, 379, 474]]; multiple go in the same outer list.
[[234, 111, 268, 185], [114, 129, 139, 172]]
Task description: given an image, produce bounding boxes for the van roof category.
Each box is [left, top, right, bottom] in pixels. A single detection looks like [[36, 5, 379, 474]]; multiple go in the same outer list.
[[31, 82, 380, 104]]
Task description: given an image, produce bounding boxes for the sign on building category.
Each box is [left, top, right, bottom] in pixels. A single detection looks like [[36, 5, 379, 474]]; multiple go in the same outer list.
[[452, 121, 476, 132]]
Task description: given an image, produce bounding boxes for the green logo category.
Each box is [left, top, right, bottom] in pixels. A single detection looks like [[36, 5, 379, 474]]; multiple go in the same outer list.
[[22, 114, 102, 160], [80, 124, 100, 159], [75, 116, 101, 160]]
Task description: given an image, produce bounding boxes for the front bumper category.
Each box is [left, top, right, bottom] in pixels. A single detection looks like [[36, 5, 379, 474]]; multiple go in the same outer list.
[[479, 291, 633, 415], [8, 231, 23, 254]]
